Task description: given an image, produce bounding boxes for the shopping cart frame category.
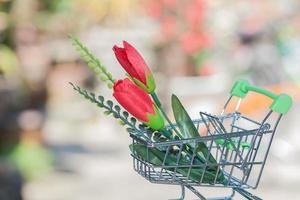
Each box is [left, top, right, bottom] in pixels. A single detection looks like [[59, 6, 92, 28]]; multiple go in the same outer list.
[[129, 80, 292, 200]]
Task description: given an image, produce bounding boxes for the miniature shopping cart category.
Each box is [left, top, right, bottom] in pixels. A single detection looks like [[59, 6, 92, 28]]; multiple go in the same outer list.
[[129, 80, 292, 200]]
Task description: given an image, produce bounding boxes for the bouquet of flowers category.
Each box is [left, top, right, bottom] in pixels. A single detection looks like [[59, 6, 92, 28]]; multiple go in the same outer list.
[[70, 36, 226, 185]]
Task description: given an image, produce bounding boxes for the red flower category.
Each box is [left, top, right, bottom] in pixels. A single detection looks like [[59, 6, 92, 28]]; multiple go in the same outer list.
[[113, 78, 164, 130], [113, 41, 156, 93]]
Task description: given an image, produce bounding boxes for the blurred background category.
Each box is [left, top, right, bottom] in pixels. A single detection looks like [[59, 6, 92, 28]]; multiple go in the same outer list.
[[0, 0, 300, 199]]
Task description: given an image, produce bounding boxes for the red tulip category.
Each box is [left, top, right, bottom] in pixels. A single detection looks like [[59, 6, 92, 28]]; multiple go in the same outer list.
[[113, 41, 156, 93], [113, 78, 164, 130]]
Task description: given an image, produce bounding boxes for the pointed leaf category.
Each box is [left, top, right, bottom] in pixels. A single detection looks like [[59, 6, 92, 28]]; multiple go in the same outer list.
[[104, 111, 112, 115], [100, 65, 106, 72], [138, 124, 147, 130], [171, 94, 199, 138], [130, 117, 137, 126], [107, 73, 113, 79], [118, 120, 126, 126], [106, 100, 113, 108], [98, 95, 104, 103], [95, 68, 102, 74], [107, 83, 113, 89], [113, 112, 119, 118], [126, 128, 135, 133], [171, 94, 219, 170], [114, 105, 121, 113], [88, 62, 97, 68], [100, 76, 108, 81], [122, 111, 129, 119]]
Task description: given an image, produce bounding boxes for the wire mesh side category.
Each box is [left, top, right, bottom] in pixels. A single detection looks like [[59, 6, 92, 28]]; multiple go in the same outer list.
[[130, 111, 282, 189]]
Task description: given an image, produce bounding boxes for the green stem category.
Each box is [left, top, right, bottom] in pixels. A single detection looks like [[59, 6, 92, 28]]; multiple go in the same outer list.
[[151, 93, 181, 137]]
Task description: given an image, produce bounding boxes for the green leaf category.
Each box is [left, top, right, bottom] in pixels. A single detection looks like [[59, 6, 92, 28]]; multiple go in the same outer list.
[[106, 100, 113, 108], [171, 94, 199, 139], [107, 73, 112, 79], [104, 111, 112, 115], [171, 94, 219, 170], [138, 124, 147, 130], [100, 76, 108, 81], [122, 111, 129, 119], [70, 36, 115, 85], [88, 62, 97, 68], [98, 96, 104, 103], [130, 117, 137, 126], [114, 105, 121, 113], [94, 68, 102, 74], [101, 66, 106, 72], [70, 83, 145, 136], [113, 112, 119, 118], [126, 128, 135, 133], [107, 83, 113, 89], [118, 120, 126, 126]]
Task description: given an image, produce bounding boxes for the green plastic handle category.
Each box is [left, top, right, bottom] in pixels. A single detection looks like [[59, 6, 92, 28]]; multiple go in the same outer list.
[[230, 80, 293, 114]]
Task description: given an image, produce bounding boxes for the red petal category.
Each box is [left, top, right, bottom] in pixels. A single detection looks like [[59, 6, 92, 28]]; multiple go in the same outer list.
[[114, 91, 150, 122], [123, 41, 151, 84], [124, 78, 155, 114], [113, 79, 124, 91], [113, 78, 155, 121], [113, 45, 141, 80]]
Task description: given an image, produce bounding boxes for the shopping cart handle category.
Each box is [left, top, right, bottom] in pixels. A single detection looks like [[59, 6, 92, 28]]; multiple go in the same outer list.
[[230, 80, 292, 114]]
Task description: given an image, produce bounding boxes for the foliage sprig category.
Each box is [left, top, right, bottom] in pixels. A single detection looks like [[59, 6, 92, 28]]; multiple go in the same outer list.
[[70, 35, 115, 89], [70, 82, 151, 137]]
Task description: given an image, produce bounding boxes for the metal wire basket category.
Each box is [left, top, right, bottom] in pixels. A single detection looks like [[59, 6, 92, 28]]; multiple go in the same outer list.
[[129, 80, 292, 200]]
